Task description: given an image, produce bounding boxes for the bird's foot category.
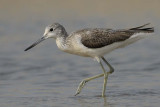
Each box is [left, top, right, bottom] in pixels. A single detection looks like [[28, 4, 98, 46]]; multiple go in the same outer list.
[[75, 80, 87, 96]]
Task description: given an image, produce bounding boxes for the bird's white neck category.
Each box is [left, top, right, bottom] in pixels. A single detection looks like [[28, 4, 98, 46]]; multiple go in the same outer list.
[[56, 37, 68, 51]]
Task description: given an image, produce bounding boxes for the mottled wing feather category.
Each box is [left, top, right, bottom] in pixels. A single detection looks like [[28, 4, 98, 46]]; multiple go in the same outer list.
[[81, 29, 134, 48]]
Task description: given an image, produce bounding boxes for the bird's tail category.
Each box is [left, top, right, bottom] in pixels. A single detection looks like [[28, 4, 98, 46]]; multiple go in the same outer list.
[[129, 23, 154, 33]]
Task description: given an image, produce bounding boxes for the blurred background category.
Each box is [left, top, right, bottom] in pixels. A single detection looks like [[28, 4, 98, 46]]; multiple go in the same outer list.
[[0, 0, 160, 107]]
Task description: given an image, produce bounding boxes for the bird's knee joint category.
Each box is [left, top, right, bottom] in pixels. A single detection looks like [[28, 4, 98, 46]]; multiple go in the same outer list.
[[82, 79, 87, 84], [110, 68, 114, 74]]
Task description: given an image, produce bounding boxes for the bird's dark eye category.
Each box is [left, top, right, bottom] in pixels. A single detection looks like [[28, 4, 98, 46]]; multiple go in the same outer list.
[[50, 28, 53, 32]]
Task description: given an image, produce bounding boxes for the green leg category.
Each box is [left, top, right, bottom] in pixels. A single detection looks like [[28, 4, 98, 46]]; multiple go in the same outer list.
[[101, 57, 114, 74], [75, 73, 104, 96], [99, 61, 109, 97], [100, 57, 114, 97], [75, 57, 114, 97]]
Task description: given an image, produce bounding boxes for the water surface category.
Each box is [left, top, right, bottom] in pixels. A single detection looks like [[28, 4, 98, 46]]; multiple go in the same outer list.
[[0, 0, 160, 107]]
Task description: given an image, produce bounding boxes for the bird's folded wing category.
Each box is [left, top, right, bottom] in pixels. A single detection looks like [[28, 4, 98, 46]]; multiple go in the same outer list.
[[81, 29, 134, 48]]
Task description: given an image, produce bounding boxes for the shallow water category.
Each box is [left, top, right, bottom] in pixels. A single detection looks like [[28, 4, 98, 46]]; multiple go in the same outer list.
[[0, 0, 160, 107]]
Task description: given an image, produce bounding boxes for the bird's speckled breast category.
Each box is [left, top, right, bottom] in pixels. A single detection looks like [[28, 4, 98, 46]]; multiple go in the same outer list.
[[65, 35, 92, 57]]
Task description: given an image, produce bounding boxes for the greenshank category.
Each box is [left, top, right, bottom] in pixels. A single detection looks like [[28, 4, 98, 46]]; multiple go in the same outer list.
[[25, 23, 154, 97]]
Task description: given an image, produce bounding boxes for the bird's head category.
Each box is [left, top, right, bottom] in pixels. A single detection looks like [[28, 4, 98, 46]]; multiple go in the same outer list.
[[44, 23, 67, 39], [24, 23, 67, 51]]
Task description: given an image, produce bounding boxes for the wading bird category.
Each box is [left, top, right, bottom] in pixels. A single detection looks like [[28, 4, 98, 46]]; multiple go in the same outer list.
[[25, 23, 154, 97]]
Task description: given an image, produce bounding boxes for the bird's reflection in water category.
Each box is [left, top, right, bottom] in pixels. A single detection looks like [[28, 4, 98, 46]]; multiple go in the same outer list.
[[103, 97, 111, 107], [76, 96, 111, 107]]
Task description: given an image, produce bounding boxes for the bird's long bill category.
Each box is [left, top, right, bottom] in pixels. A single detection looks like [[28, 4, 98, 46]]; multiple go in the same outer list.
[[24, 37, 45, 51]]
